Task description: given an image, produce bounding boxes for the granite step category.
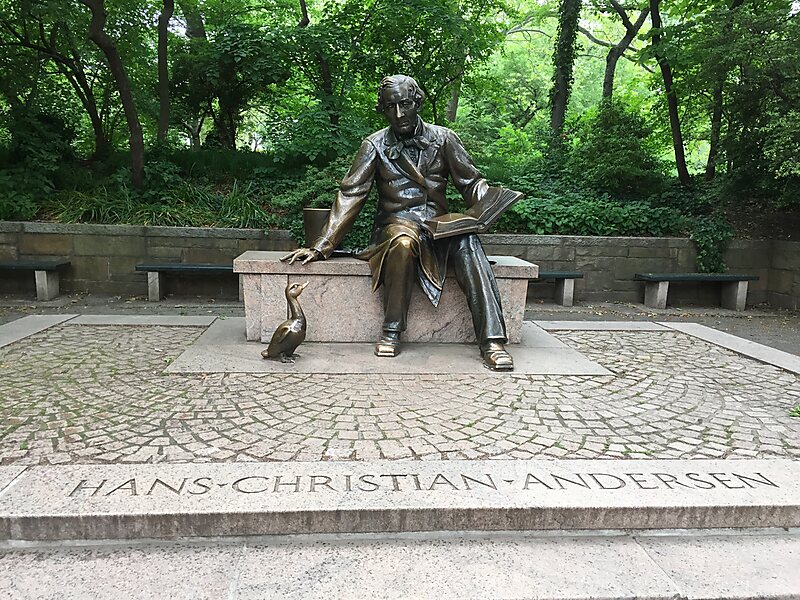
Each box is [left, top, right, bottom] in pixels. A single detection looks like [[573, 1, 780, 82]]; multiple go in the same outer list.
[[1, 459, 799, 541], [1, 529, 799, 599]]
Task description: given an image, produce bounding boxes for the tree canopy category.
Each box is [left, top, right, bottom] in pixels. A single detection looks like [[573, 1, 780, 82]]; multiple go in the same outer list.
[[1, 0, 798, 250]]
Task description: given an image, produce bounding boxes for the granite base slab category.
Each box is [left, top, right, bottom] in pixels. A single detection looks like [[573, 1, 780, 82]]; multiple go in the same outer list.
[[234, 251, 538, 344], [164, 318, 611, 375], [0, 459, 798, 541]]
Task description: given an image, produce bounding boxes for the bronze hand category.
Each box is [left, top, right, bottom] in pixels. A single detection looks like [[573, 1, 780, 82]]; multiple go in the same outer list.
[[280, 248, 323, 265]]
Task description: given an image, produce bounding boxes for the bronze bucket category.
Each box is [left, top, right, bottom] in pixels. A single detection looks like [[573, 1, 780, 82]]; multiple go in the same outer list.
[[302, 208, 331, 245]]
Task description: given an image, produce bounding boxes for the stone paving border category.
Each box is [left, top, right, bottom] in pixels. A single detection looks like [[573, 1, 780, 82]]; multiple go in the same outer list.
[[534, 320, 670, 331], [67, 315, 217, 327], [660, 321, 800, 375], [166, 319, 612, 376], [1, 460, 798, 540], [535, 319, 800, 375], [0, 314, 77, 349]]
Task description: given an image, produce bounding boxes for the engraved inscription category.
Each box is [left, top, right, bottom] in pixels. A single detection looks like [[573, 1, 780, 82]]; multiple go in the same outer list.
[[66, 470, 779, 498]]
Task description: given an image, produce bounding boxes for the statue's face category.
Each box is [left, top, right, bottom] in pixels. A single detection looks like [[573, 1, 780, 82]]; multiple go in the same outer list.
[[380, 82, 419, 138]]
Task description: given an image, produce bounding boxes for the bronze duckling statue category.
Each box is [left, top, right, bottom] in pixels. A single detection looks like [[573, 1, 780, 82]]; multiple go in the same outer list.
[[262, 281, 309, 362]]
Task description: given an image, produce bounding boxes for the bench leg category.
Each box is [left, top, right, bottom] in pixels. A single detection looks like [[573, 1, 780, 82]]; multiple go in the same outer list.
[[721, 281, 748, 311], [34, 270, 59, 301], [238, 274, 244, 303], [644, 281, 669, 309], [554, 278, 575, 307], [147, 272, 164, 302]]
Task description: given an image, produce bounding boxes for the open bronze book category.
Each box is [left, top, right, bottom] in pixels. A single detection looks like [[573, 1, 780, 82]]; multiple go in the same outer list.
[[423, 187, 524, 240]]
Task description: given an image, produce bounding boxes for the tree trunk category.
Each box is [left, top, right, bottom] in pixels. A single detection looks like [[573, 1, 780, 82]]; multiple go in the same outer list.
[[446, 77, 461, 122], [704, 0, 743, 180], [297, 0, 338, 127], [550, 0, 582, 136], [177, 0, 207, 40], [649, 0, 691, 186], [705, 85, 723, 180], [157, 0, 174, 142], [603, 5, 649, 98], [81, 0, 145, 189]]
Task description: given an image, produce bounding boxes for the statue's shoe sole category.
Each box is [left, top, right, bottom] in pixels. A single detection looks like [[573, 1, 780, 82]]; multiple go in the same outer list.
[[374, 343, 400, 357]]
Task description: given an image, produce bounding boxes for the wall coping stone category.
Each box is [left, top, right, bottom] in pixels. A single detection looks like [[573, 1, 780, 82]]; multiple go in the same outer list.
[[2, 221, 293, 240], [0, 222, 24, 233]]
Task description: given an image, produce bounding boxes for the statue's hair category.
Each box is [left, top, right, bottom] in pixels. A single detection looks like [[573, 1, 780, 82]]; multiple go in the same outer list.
[[375, 75, 425, 112]]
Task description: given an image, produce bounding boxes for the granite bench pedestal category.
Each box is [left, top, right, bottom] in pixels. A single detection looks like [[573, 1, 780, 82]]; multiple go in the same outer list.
[[234, 251, 539, 344], [135, 263, 240, 302], [634, 272, 759, 311], [0, 260, 70, 301], [531, 271, 584, 307]]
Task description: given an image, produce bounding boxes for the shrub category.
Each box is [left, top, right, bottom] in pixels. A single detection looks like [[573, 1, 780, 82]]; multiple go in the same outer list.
[[567, 100, 665, 199], [497, 196, 689, 237], [690, 215, 733, 273]]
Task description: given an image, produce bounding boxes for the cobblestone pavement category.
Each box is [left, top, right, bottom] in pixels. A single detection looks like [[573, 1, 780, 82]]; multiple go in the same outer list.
[[1, 323, 799, 465]]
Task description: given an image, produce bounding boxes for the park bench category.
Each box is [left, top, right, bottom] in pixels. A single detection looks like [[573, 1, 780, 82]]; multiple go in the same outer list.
[[530, 271, 584, 306], [634, 272, 759, 311], [135, 263, 237, 302], [0, 259, 70, 301]]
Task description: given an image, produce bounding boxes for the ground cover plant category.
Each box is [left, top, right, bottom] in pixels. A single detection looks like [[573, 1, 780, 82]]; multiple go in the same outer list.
[[1, 0, 798, 267]]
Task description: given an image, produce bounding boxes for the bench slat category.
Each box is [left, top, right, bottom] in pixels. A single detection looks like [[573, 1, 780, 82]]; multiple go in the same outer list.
[[635, 273, 759, 282], [533, 271, 584, 279], [0, 260, 70, 271], [136, 263, 234, 274]]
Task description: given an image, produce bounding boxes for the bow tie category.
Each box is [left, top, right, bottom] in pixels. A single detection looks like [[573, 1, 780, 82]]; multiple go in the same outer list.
[[385, 135, 430, 160]]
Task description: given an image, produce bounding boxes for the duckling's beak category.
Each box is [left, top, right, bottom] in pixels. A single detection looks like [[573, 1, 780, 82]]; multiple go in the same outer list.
[[300, 281, 310, 291]]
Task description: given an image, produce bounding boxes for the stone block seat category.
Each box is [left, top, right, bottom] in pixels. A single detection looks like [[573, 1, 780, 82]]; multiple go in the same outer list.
[[234, 250, 538, 344], [634, 272, 759, 311], [135, 262, 235, 301], [0, 259, 70, 300], [530, 271, 584, 306]]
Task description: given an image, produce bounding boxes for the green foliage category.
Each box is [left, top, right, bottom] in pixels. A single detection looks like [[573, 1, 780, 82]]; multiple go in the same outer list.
[[0, 170, 39, 220], [567, 100, 665, 198], [268, 156, 376, 248], [690, 214, 733, 274], [499, 196, 688, 237], [790, 406, 800, 419]]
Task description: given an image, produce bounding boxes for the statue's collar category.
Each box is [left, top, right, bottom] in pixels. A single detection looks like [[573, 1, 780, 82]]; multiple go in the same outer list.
[[384, 120, 433, 160]]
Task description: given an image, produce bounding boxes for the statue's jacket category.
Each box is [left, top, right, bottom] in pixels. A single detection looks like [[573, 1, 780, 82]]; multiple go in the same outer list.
[[312, 120, 491, 307]]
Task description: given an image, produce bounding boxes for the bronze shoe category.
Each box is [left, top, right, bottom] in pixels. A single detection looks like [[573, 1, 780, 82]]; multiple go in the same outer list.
[[375, 331, 401, 357], [481, 342, 514, 371]]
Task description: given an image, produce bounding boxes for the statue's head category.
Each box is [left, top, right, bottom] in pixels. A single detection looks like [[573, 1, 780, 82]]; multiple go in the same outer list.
[[376, 75, 425, 139]]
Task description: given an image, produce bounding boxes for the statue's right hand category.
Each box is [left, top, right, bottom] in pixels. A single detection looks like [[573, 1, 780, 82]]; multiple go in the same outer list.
[[280, 248, 322, 265]]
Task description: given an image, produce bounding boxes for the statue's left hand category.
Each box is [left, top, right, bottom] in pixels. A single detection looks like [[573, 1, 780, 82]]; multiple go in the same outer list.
[[281, 248, 323, 265]]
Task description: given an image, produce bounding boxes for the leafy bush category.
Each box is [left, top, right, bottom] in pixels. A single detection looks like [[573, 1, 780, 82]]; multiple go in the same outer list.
[[0, 170, 39, 220], [566, 100, 665, 199], [268, 157, 377, 248], [498, 196, 689, 237], [690, 215, 733, 273]]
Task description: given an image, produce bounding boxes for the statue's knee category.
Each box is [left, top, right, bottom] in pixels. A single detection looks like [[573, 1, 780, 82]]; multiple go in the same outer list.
[[390, 235, 415, 254]]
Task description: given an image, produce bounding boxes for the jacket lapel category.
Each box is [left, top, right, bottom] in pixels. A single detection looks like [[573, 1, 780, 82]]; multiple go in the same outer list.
[[382, 124, 430, 190], [416, 123, 440, 176]]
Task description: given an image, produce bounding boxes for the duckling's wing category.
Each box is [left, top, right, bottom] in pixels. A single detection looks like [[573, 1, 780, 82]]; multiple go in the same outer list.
[[269, 324, 292, 347]]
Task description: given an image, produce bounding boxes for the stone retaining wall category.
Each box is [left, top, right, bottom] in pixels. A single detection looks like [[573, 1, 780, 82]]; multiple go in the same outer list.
[[1, 222, 796, 308], [480, 235, 780, 307], [0, 222, 294, 299]]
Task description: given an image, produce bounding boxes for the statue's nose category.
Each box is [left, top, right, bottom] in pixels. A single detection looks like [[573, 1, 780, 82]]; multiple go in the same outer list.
[[394, 104, 404, 118]]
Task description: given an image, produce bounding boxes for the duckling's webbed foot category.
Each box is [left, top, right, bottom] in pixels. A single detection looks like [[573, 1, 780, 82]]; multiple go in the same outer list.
[[280, 353, 297, 363]]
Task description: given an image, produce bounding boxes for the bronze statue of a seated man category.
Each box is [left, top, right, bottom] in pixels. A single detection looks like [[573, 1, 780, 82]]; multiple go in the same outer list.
[[283, 74, 514, 371]]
